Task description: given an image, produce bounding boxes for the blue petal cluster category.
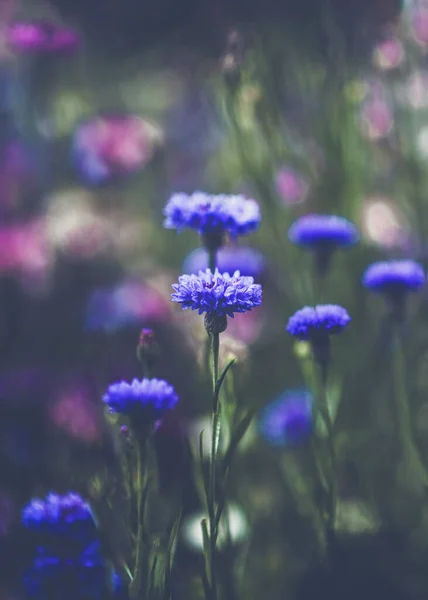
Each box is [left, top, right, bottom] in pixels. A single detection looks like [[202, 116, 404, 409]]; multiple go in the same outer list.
[[259, 389, 313, 447], [103, 378, 179, 420], [362, 260, 425, 294], [171, 269, 262, 317], [22, 492, 96, 541], [22, 493, 108, 600], [163, 192, 261, 237], [287, 305, 351, 341], [183, 246, 265, 279], [288, 214, 359, 248]]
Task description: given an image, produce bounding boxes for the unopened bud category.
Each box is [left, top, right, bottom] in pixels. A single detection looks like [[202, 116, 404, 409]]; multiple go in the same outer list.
[[136, 328, 160, 369]]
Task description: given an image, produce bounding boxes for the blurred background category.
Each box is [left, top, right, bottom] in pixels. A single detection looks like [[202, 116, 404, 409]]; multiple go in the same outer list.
[[7, 0, 428, 598]]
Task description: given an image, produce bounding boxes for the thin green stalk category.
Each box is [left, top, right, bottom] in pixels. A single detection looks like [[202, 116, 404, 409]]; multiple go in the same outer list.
[[129, 438, 147, 599], [318, 376, 337, 538], [208, 331, 220, 600], [392, 331, 428, 486]]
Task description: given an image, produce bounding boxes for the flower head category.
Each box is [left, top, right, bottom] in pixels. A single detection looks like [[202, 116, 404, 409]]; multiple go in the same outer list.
[[8, 20, 79, 55], [183, 246, 265, 279], [286, 305, 351, 342], [72, 115, 159, 185], [288, 214, 359, 249], [171, 269, 262, 318], [163, 192, 261, 239], [259, 389, 313, 447], [103, 378, 179, 422], [362, 260, 425, 295], [22, 492, 95, 539], [24, 542, 108, 600]]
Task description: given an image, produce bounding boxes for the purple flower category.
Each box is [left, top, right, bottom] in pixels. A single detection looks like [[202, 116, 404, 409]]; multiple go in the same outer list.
[[183, 246, 265, 279], [362, 260, 425, 295], [8, 20, 79, 55], [287, 305, 351, 341], [259, 389, 313, 447], [288, 214, 359, 249], [171, 269, 262, 318], [22, 493, 95, 539], [163, 192, 261, 238], [103, 378, 179, 421]]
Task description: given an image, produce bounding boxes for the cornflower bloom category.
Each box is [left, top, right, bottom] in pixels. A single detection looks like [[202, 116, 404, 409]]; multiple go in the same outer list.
[[362, 259, 425, 319], [287, 305, 351, 376], [288, 214, 359, 275], [164, 191, 261, 254], [171, 268, 262, 333]]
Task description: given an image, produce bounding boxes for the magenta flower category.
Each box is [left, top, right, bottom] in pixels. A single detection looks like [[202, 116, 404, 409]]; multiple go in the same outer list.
[[8, 20, 79, 54], [72, 115, 158, 184]]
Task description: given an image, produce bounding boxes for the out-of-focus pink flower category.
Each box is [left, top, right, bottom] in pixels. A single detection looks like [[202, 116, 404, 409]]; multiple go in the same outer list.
[[49, 383, 101, 443], [397, 70, 428, 109], [0, 219, 53, 280], [46, 191, 111, 259], [72, 115, 162, 185], [223, 305, 264, 344], [275, 167, 309, 206], [85, 279, 172, 332], [8, 20, 79, 54], [373, 37, 404, 70], [360, 99, 394, 140], [409, 6, 428, 47], [361, 196, 410, 249]]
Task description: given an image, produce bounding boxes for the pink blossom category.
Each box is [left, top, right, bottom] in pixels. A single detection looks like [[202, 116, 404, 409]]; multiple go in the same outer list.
[[8, 20, 79, 54], [360, 100, 394, 140], [73, 115, 161, 184], [373, 37, 404, 70], [49, 384, 101, 443], [410, 6, 428, 47], [275, 167, 309, 205]]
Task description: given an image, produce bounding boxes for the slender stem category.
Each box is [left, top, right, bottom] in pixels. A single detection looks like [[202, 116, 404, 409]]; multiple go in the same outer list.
[[209, 249, 217, 273], [319, 376, 337, 539], [129, 438, 147, 599], [392, 330, 428, 485], [208, 331, 220, 600]]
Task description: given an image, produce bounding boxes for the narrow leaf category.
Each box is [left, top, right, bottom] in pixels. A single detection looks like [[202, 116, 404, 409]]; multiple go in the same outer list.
[[214, 358, 236, 398], [201, 518, 212, 584], [222, 410, 254, 475]]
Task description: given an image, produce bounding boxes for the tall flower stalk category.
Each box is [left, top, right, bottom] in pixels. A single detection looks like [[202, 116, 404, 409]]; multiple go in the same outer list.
[[171, 268, 262, 599], [287, 304, 351, 540]]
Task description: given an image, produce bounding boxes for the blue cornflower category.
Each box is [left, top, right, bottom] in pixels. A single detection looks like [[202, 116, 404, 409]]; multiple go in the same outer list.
[[22, 492, 96, 542], [362, 260, 425, 294], [183, 246, 265, 279], [171, 268, 262, 332], [288, 214, 359, 275], [171, 269, 262, 317], [287, 305, 350, 374], [259, 389, 313, 447], [24, 542, 108, 600], [287, 305, 351, 341], [288, 214, 359, 248], [163, 192, 261, 245], [22, 493, 108, 600], [103, 378, 179, 422]]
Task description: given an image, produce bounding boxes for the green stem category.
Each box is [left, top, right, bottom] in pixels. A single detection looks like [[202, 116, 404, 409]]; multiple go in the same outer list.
[[129, 439, 147, 599], [392, 331, 428, 486], [208, 331, 220, 600], [319, 377, 337, 538]]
